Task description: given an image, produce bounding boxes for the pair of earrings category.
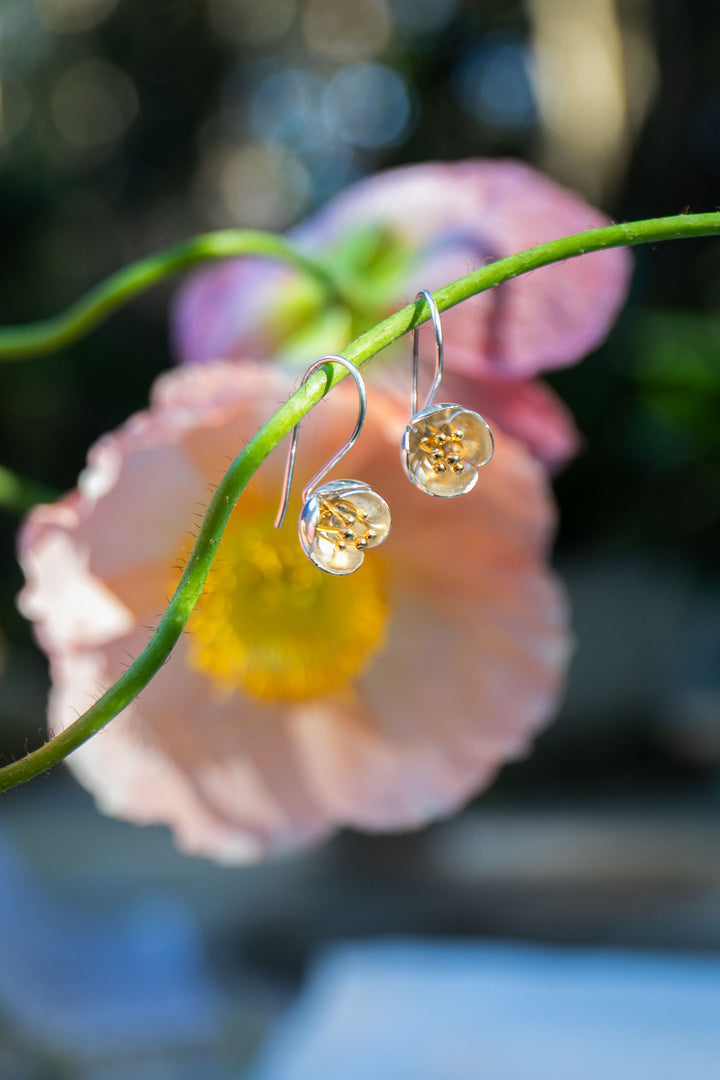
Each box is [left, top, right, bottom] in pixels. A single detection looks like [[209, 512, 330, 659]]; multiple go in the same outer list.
[[275, 291, 494, 576]]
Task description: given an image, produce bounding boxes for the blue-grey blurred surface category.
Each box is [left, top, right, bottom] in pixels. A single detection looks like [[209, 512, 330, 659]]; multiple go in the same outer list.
[[3, 766, 720, 1075], [249, 939, 720, 1080]]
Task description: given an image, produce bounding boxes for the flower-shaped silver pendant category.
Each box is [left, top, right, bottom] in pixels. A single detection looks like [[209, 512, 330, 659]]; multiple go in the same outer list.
[[401, 403, 494, 497], [299, 479, 392, 575]]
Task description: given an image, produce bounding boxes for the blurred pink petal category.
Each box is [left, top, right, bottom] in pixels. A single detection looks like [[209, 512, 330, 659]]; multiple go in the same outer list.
[[174, 159, 631, 382], [19, 361, 571, 862], [441, 371, 582, 472], [173, 259, 300, 373]]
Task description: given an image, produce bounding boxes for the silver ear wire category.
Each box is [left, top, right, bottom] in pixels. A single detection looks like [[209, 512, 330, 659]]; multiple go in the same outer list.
[[402, 290, 494, 498], [275, 355, 367, 530], [275, 355, 391, 575], [411, 289, 444, 415]]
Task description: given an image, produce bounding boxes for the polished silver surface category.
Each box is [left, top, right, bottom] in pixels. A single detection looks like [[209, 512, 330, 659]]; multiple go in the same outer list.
[[411, 289, 444, 416], [274, 355, 367, 530]]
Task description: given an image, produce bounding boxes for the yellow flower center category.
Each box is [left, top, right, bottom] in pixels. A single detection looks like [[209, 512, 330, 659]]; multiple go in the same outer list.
[[184, 502, 389, 702]]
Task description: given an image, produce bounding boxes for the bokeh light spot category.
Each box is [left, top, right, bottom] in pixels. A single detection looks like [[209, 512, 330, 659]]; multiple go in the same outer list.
[[207, 0, 296, 46], [324, 63, 411, 148], [196, 141, 311, 230], [250, 70, 326, 152], [453, 37, 537, 131], [303, 0, 392, 62], [50, 59, 138, 150], [303, 142, 357, 201], [389, 0, 458, 34], [0, 2, 49, 77], [33, 0, 119, 34]]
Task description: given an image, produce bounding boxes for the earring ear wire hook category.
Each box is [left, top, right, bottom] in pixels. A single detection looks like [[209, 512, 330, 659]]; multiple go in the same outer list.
[[412, 289, 444, 416], [274, 355, 367, 530]]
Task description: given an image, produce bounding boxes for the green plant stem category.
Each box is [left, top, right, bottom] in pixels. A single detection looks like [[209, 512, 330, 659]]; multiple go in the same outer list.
[[0, 230, 343, 359], [1, 210, 718, 793], [0, 466, 58, 514]]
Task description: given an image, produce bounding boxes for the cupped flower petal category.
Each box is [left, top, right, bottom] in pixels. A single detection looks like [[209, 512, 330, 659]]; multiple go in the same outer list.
[[300, 480, 392, 575], [439, 370, 583, 473], [401, 403, 495, 498], [19, 361, 571, 862]]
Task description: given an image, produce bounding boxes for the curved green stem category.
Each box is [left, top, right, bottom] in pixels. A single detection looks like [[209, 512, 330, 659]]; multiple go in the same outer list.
[[0, 466, 59, 514], [0, 230, 343, 359], [1, 210, 718, 793]]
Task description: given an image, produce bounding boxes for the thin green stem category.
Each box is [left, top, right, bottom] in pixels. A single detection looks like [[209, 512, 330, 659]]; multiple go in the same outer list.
[[0, 230, 343, 359], [0, 466, 59, 514], [1, 210, 718, 793]]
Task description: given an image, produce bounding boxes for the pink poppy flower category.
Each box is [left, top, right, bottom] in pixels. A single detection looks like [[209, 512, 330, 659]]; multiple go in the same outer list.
[[173, 159, 632, 470], [19, 361, 570, 863]]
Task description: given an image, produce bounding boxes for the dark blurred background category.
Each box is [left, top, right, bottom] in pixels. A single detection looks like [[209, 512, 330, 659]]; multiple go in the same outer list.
[[0, 1, 719, 1076]]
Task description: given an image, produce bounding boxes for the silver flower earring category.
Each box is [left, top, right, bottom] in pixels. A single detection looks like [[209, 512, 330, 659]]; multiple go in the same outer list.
[[401, 290, 494, 497], [275, 355, 392, 575]]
